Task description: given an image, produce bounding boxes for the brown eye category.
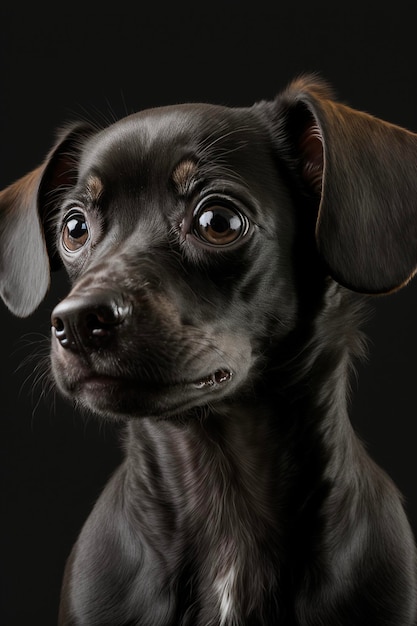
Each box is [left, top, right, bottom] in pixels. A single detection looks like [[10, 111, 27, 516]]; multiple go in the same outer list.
[[193, 201, 249, 247], [62, 212, 89, 252]]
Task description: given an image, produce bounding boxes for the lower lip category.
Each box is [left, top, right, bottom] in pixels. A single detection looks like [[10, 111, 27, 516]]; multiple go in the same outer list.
[[83, 375, 123, 387], [80, 369, 233, 393]]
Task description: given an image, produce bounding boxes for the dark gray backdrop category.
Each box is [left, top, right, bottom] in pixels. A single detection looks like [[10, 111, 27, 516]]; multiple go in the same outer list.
[[1, 3, 417, 624]]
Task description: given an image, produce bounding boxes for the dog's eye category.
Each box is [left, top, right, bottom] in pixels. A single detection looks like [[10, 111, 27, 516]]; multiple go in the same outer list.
[[192, 200, 249, 247], [62, 212, 89, 252]]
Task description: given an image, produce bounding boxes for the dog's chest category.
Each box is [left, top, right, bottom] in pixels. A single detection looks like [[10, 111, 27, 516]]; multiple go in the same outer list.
[[196, 556, 280, 626], [187, 529, 280, 625]]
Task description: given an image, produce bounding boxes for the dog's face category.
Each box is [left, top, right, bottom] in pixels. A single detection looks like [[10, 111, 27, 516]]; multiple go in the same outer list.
[[2, 76, 417, 422], [49, 104, 302, 419]]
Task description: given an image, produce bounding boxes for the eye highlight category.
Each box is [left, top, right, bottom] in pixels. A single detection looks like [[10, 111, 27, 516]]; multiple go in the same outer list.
[[62, 210, 89, 252], [191, 197, 250, 247]]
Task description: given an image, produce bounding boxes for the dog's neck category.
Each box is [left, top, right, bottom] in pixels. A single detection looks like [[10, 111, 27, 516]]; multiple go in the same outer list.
[[125, 407, 290, 621], [121, 285, 365, 620]]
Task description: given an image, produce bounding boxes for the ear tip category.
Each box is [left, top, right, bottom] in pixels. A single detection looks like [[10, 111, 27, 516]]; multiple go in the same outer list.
[[281, 73, 337, 106], [0, 275, 50, 317], [1, 296, 46, 318], [318, 238, 417, 295]]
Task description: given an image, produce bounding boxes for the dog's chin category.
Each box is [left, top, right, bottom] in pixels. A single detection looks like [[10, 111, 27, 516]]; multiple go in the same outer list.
[[56, 370, 237, 421]]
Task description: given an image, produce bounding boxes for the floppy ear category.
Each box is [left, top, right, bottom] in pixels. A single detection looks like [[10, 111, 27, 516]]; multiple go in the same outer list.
[[275, 75, 417, 294], [0, 124, 94, 317]]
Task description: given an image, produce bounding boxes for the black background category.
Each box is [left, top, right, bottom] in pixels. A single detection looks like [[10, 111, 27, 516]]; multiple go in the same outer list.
[[1, 3, 417, 624]]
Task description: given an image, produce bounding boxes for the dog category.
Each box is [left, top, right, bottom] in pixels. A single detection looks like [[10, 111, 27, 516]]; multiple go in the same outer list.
[[1, 75, 417, 625]]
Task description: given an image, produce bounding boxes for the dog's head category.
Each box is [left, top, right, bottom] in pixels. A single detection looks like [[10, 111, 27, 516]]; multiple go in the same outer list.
[[2, 76, 417, 420]]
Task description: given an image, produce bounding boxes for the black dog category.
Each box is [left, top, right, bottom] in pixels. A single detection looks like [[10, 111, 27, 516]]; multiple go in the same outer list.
[[1, 76, 417, 625]]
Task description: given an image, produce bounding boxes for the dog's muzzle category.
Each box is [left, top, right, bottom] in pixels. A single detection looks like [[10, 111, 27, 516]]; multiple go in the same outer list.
[[49, 287, 239, 419]]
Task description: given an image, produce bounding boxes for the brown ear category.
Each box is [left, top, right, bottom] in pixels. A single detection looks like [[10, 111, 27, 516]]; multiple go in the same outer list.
[[0, 124, 95, 317], [277, 76, 417, 294]]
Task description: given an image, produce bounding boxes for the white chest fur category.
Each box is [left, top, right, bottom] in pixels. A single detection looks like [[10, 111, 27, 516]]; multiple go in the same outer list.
[[215, 564, 238, 625]]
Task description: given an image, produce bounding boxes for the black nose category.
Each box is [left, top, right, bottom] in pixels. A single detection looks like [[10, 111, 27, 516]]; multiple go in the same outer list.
[[51, 291, 129, 351]]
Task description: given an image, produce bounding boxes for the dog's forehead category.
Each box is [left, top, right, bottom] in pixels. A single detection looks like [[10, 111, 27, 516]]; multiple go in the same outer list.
[[79, 103, 266, 179]]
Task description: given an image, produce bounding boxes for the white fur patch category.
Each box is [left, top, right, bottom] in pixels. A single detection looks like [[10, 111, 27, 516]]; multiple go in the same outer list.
[[215, 565, 237, 625]]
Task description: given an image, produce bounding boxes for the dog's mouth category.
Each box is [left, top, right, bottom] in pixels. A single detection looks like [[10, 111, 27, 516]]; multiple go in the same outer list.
[[55, 364, 235, 419], [81, 368, 233, 392], [192, 369, 233, 388]]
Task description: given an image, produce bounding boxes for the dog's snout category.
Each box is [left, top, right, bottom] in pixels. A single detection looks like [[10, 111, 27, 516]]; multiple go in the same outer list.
[[51, 292, 129, 351]]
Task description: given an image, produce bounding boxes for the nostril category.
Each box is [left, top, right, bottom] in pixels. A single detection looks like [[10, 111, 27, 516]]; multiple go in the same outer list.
[[51, 315, 71, 348], [85, 310, 115, 339], [89, 304, 125, 327], [52, 317, 65, 333]]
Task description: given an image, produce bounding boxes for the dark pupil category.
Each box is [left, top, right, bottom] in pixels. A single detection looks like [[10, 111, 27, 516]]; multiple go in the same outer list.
[[68, 217, 87, 239], [208, 212, 229, 233], [199, 208, 239, 235]]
